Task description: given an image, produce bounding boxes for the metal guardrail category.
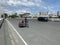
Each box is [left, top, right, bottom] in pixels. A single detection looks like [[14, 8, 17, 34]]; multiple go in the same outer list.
[[49, 18, 60, 22], [5, 19, 28, 45]]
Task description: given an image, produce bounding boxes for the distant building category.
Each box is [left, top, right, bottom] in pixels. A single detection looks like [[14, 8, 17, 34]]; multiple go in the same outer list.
[[49, 13, 58, 18], [39, 12, 48, 15], [39, 12, 48, 17]]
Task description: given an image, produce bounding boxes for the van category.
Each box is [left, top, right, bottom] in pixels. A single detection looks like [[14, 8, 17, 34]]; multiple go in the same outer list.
[[37, 17, 48, 22]]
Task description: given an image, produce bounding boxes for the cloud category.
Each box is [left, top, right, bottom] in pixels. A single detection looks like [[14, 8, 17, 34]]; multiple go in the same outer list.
[[0, 0, 56, 15], [0, 6, 6, 14], [0, 0, 9, 15], [16, 9, 31, 14], [7, 0, 43, 7], [7, 0, 21, 6], [5, 9, 31, 15], [47, 6, 54, 13], [34, 0, 42, 3], [4, 10, 14, 15], [7, 0, 40, 6]]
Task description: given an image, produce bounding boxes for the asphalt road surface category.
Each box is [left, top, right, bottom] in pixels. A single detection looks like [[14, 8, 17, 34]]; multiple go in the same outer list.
[[0, 20, 5, 45], [0, 20, 12, 45], [8, 19, 60, 45]]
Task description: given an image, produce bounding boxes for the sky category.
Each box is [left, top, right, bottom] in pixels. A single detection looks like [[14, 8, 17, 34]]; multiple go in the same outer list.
[[0, 0, 60, 15]]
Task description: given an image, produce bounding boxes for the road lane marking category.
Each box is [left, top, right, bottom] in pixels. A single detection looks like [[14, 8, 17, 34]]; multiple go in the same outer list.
[[9, 34, 15, 45], [8, 24, 19, 44], [6, 19, 28, 45]]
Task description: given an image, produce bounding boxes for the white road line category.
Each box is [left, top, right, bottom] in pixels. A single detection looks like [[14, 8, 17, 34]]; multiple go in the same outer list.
[[8, 24, 19, 44], [6, 19, 28, 45]]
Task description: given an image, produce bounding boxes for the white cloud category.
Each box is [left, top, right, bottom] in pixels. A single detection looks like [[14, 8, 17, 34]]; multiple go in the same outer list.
[[7, 0, 35, 6], [0, 0, 9, 15], [7, 0, 20, 6], [47, 6, 54, 13], [5, 10, 14, 15], [0, 0, 55, 15], [4, 9, 31, 15], [7, 0, 41, 6], [0, 6, 6, 14], [16, 9, 31, 14]]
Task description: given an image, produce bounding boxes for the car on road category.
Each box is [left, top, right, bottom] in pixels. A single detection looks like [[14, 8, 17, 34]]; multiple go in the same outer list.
[[18, 19, 26, 28], [18, 18, 29, 28], [37, 17, 48, 22]]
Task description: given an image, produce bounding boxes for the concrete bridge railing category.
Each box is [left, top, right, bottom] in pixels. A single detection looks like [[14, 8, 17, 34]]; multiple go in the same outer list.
[[5, 19, 28, 45]]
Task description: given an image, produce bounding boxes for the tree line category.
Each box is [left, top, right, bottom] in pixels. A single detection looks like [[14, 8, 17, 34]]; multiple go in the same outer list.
[[1, 13, 18, 18], [1, 13, 60, 18]]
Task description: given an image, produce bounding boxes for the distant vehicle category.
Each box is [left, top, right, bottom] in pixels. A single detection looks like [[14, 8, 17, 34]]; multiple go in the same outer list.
[[18, 19, 26, 27], [18, 18, 29, 28], [37, 17, 48, 22]]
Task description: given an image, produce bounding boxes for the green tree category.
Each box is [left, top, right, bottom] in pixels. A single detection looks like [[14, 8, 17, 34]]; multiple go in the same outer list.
[[14, 13, 17, 16], [4, 13, 8, 18], [19, 14, 23, 18], [9, 13, 18, 18]]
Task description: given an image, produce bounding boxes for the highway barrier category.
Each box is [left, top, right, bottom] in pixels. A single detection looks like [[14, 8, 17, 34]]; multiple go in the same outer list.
[[0, 19, 4, 29], [5, 19, 28, 45]]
